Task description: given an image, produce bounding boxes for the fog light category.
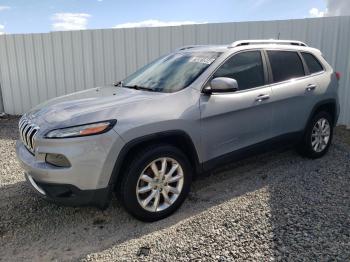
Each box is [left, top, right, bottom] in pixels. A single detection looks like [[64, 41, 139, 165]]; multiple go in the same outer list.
[[45, 153, 71, 167]]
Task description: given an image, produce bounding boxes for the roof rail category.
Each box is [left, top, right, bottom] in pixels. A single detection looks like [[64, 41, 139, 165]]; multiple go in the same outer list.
[[176, 45, 205, 51], [229, 39, 308, 48]]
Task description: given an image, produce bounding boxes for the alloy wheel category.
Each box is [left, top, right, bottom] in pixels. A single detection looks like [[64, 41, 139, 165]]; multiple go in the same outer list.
[[136, 157, 184, 212], [311, 118, 331, 153]]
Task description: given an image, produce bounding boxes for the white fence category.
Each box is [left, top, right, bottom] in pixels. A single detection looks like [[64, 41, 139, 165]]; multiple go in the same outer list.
[[0, 16, 349, 125]]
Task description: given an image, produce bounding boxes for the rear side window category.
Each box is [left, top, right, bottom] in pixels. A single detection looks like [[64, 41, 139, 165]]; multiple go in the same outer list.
[[301, 52, 323, 74], [267, 51, 305, 83], [213, 51, 265, 90]]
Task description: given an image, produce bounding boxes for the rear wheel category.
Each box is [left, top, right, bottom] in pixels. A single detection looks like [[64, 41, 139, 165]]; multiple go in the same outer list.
[[298, 111, 333, 158], [118, 145, 192, 222]]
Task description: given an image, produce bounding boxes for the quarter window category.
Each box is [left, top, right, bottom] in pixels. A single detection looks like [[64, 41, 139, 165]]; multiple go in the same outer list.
[[301, 52, 323, 74], [267, 51, 305, 83], [213, 51, 265, 91]]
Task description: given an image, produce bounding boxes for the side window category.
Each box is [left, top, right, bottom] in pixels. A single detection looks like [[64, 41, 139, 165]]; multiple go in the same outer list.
[[301, 52, 324, 74], [267, 51, 305, 83], [213, 51, 265, 90]]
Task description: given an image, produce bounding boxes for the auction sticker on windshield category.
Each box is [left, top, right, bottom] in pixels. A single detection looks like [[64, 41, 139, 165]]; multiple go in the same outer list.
[[189, 56, 216, 64]]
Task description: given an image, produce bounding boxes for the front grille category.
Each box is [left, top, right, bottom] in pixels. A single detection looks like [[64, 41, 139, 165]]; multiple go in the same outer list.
[[19, 117, 40, 154]]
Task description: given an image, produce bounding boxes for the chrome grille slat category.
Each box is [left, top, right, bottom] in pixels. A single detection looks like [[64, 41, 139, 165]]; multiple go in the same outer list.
[[21, 122, 28, 143], [19, 120, 24, 132], [19, 119, 27, 141], [26, 126, 34, 147], [19, 120, 24, 141], [29, 128, 39, 148], [18, 117, 40, 154], [24, 125, 32, 146]]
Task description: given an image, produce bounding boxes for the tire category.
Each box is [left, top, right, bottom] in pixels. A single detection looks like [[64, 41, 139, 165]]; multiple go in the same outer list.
[[118, 144, 192, 222], [298, 111, 333, 159]]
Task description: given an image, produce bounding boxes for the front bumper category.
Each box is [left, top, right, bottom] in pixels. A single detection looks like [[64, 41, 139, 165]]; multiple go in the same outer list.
[[25, 173, 110, 208], [16, 129, 125, 208]]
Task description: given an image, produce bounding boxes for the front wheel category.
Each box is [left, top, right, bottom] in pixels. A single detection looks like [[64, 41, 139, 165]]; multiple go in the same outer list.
[[298, 111, 333, 159], [118, 145, 192, 222]]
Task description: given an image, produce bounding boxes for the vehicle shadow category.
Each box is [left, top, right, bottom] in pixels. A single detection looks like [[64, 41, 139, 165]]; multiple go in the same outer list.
[[0, 146, 283, 261]]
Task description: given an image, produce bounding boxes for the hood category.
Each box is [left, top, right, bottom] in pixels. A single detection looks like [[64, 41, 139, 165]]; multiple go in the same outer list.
[[25, 86, 165, 128]]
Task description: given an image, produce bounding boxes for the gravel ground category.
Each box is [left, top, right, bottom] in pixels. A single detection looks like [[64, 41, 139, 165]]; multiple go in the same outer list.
[[0, 116, 349, 261]]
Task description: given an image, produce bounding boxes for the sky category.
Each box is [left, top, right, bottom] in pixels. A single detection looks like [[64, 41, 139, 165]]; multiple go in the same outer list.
[[0, 0, 349, 35]]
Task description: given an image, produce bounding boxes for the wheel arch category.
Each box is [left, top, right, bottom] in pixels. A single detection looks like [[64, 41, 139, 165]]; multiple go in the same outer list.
[[306, 99, 338, 128], [109, 130, 202, 191]]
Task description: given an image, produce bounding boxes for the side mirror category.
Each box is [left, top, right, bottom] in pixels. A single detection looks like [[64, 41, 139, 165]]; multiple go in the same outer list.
[[203, 77, 239, 94]]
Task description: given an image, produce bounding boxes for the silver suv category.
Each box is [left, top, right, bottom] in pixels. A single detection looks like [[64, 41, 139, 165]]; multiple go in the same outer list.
[[16, 40, 340, 221]]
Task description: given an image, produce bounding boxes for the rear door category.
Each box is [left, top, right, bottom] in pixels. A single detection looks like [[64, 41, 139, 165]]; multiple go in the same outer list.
[[266, 50, 317, 136], [200, 50, 274, 162], [300, 51, 328, 102]]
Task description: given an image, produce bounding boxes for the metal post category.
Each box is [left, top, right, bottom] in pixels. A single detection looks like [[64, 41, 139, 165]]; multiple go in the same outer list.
[[0, 84, 4, 113]]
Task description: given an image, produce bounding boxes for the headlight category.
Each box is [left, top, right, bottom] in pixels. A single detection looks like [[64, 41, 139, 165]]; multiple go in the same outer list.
[[45, 120, 117, 138]]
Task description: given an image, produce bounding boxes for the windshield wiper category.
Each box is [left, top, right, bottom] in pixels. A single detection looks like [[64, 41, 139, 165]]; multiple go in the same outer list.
[[123, 85, 156, 92], [113, 81, 156, 92]]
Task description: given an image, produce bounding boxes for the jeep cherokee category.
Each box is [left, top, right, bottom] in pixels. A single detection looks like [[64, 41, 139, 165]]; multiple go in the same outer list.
[[16, 40, 340, 221]]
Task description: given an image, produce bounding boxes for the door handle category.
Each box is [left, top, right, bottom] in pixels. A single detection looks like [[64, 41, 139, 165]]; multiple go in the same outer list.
[[306, 84, 317, 91], [255, 94, 270, 102]]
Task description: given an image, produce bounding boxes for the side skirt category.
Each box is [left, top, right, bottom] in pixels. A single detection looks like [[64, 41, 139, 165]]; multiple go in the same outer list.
[[201, 131, 303, 173]]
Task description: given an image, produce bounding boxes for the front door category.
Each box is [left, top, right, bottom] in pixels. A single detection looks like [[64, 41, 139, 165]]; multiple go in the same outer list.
[[200, 50, 274, 162]]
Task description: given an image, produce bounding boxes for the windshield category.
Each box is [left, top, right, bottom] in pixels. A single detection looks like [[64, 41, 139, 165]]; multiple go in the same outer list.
[[122, 51, 220, 93]]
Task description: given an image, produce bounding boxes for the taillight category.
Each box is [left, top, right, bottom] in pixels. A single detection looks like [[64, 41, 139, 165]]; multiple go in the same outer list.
[[335, 72, 341, 81]]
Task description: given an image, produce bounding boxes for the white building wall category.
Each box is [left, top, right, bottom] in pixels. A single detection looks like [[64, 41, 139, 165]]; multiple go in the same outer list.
[[0, 16, 349, 125]]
